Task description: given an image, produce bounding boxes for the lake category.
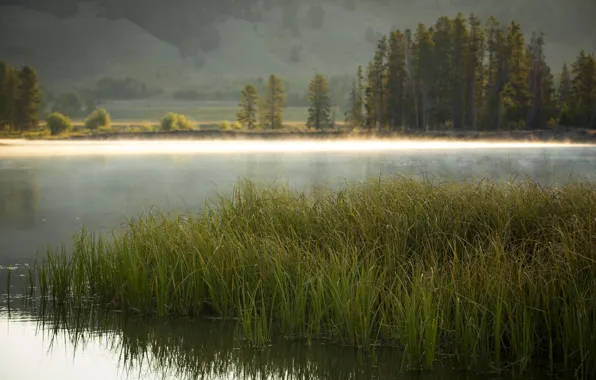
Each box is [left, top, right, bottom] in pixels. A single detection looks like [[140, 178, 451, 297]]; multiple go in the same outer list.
[[1, 139, 595, 379]]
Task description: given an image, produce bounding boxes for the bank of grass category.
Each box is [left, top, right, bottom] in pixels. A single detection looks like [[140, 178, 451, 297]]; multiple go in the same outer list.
[[35, 177, 596, 376]]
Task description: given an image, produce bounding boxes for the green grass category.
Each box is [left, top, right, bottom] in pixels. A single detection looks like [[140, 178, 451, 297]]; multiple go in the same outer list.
[[33, 177, 596, 376]]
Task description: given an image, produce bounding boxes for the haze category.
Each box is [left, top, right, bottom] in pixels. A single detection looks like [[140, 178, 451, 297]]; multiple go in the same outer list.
[[1, 0, 594, 96]]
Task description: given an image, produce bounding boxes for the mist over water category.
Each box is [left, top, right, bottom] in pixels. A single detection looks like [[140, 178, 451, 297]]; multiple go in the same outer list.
[[1, 139, 596, 380], [1, 139, 596, 265]]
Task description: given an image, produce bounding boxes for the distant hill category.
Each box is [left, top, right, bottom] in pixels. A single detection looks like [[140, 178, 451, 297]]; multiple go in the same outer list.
[[0, 0, 594, 97]]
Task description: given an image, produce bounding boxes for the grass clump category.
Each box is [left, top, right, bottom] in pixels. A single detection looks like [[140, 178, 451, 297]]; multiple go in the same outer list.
[[46, 112, 72, 135], [35, 177, 596, 376], [160, 112, 195, 131]]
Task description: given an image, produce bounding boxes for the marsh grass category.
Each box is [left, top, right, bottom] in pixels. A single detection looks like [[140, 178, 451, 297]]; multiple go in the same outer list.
[[34, 177, 596, 376]]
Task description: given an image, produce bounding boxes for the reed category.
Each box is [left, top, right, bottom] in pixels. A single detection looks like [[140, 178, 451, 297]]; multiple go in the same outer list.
[[34, 177, 596, 376]]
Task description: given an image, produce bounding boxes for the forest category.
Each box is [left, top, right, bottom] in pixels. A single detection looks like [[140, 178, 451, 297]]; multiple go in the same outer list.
[[344, 14, 596, 131]]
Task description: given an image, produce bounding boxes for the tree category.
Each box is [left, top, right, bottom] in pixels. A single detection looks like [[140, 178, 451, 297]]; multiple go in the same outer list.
[[0, 61, 15, 127], [261, 74, 286, 129], [569, 50, 596, 126], [386, 30, 407, 131], [15, 65, 41, 132], [306, 73, 332, 130], [237, 84, 260, 129], [345, 66, 364, 128], [464, 14, 485, 129]]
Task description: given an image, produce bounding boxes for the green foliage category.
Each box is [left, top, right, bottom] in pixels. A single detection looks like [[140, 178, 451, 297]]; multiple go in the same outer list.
[[51, 92, 84, 117], [84, 108, 111, 130], [35, 177, 596, 377], [231, 121, 242, 130], [46, 112, 72, 135], [218, 120, 231, 130], [0, 61, 17, 127], [360, 13, 595, 131], [306, 73, 332, 130], [160, 112, 194, 131], [261, 74, 286, 129], [237, 84, 259, 129], [15, 65, 41, 132]]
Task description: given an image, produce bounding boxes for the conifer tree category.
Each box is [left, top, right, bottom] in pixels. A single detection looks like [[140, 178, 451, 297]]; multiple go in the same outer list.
[[0, 61, 12, 127], [501, 21, 531, 129], [432, 16, 454, 128], [306, 73, 332, 130], [237, 84, 259, 129], [465, 14, 485, 129], [345, 65, 364, 128], [15, 65, 41, 132], [261, 74, 286, 129], [558, 63, 572, 111], [386, 30, 407, 131], [413, 23, 435, 131], [570, 50, 596, 126], [451, 13, 469, 130]]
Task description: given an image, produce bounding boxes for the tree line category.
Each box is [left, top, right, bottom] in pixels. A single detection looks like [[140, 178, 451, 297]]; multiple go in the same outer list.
[[237, 72, 334, 131], [344, 13, 596, 131], [0, 62, 41, 132]]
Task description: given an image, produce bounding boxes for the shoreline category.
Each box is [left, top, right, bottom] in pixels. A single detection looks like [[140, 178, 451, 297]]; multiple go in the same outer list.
[[53, 127, 596, 143]]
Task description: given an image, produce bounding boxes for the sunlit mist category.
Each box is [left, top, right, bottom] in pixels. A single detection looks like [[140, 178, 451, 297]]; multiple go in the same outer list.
[[0, 139, 593, 157]]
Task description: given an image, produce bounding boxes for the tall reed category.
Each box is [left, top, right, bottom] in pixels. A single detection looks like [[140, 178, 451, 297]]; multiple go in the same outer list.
[[35, 177, 596, 376]]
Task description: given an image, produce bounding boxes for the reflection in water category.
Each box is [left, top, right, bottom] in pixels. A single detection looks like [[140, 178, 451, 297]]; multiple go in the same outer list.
[[0, 165, 40, 228], [0, 308, 558, 380]]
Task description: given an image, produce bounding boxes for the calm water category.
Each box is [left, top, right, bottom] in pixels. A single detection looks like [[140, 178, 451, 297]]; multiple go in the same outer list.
[[1, 139, 595, 379]]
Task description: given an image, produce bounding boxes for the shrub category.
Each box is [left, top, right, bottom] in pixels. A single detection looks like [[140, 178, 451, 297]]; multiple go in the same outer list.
[[231, 121, 242, 130], [218, 120, 231, 130], [160, 113, 195, 131], [46, 112, 72, 135], [84, 108, 111, 131]]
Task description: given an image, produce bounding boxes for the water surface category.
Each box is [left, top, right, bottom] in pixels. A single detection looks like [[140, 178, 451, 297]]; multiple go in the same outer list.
[[1, 139, 595, 379]]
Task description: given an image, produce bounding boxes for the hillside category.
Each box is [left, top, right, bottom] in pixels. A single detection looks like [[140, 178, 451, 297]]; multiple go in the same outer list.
[[0, 1, 594, 96]]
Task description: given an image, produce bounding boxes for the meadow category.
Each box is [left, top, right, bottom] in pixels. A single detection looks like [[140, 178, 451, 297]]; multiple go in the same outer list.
[[29, 176, 596, 377]]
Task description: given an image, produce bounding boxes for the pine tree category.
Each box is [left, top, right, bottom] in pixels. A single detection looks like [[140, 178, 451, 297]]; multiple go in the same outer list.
[[0, 61, 12, 127], [432, 16, 454, 129], [451, 13, 469, 130], [15, 65, 41, 132], [386, 29, 407, 131], [306, 73, 332, 130], [465, 14, 485, 129], [261, 74, 286, 129], [501, 21, 531, 129], [526, 32, 547, 129], [482, 16, 506, 130], [413, 23, 435, 131], [345, 65, 364, 128], [237, 84, 260, 129], [569, 50, 596, 126]]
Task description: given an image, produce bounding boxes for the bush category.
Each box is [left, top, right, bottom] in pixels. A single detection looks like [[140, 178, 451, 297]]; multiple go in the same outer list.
[[84, 108, 111, 131], [160, 113, 195, 131], [231, 121, 242, 130], [46, 112, 72, 136], [218, 120, 231, 130]]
